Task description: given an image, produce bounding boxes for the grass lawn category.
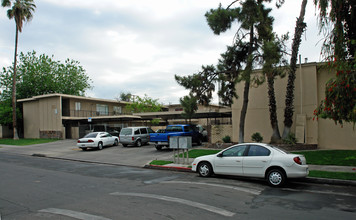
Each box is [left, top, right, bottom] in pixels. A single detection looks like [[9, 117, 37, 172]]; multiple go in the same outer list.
[[293, 150, 356, 166], [0, 138, 59, 146], [150, 160, 174, 166], [179, 149, 220, 158], [309, 170, 356, 181]]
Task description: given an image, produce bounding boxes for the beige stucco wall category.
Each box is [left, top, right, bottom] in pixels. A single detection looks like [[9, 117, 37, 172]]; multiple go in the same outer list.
[[23, 101, 40, 138], [23, 96, 63, 138], [316, 66, 356, 149], [232, 63, 355, 149], [39, 96, 62, 131]]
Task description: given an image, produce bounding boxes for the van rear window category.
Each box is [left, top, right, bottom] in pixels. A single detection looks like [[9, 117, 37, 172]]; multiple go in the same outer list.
[[120, 128, 132, 135]]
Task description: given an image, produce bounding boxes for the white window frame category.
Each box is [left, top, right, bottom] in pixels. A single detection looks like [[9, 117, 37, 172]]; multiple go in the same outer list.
[[75, 102, 81, 111], [96, 104, 109, 116]]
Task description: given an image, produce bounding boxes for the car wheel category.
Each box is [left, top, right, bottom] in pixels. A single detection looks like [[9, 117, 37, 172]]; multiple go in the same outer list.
[[114, 139, 119, 146], [136, 140, 142, 147], [198, 162, 213, 177], [267, 169, 285, 187], [81, 147, 87, 151], [98, 142, 103, 150], [155, 145, 162, 151]]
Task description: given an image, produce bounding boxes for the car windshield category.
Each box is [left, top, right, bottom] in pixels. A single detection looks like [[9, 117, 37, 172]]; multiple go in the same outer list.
[[120, 128, 132, 135], [83, 133, 98, 138]]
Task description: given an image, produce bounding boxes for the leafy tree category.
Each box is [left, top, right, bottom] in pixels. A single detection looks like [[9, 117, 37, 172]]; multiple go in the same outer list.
[[176, 0, 285, 143], [282, 0, 308, 138], [126, 94, 163, 113], [313, 0, 356, 126], [1, 0, 36, 139], [0, 50, 93, 126], [180, 95, 198, 123], [117, 92, 132, 102]]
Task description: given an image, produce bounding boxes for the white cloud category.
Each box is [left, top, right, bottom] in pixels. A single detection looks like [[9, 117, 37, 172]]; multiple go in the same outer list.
[[1, 0, 324, 104]]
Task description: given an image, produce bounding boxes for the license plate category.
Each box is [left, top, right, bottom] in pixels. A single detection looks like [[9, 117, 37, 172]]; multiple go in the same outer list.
[[82, 144, 86, 147]]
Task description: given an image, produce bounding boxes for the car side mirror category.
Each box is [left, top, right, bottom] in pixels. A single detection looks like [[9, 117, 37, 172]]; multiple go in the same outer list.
[[217, 153, 223, 158]]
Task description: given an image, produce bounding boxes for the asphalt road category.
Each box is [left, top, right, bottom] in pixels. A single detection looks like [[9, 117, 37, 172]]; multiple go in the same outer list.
[[0, 139, 176, 167], [1, 150, 356, 219]]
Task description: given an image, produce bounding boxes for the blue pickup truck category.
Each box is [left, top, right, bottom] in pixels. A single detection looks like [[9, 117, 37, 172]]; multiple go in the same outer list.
[[150, 124, 203, 150]]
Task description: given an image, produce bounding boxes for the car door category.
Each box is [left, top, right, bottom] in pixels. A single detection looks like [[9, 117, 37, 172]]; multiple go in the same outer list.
[[106, 133, 115, 145], [101, 133, 111, 146], [139, 128, 148, 143], [213, 145, 248, 175], [242, 145, 272, 177]]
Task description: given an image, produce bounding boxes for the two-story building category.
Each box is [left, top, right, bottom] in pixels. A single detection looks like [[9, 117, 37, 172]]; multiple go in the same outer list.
[[18, 94, 140, 139]]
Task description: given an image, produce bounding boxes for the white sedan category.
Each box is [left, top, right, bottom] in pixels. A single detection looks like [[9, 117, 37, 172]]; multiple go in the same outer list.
[[77, 132, 119, 151], [192, 143, 309, 187]]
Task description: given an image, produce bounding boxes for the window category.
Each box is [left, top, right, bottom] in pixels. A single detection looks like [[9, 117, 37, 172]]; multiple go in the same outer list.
[[166, 126, 183, 132], [222, 145, 247, 157], [247, 145, 271, 156], [75, 102, 81, 111], [134, 129, 140, 135], [140, 128, 148, 134], [113, 106, 122, 115], [120, 128, 132, 135], [96, 104, 108, 116]]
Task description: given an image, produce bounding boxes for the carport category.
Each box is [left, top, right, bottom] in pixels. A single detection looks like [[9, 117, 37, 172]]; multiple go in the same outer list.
[[62, 115, 142, 139], [135, 109, 232, 124]]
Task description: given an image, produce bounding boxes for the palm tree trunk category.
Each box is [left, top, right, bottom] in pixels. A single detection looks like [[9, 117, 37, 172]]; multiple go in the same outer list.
[[267, 74, 281, 143], [238, 25, 254, 143], [282, 0, 307, 139], [12, 24, 19, 140]]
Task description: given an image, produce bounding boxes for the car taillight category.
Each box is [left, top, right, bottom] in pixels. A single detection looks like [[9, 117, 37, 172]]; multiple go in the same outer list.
[[88, 139, 94, 143], [77, 140, 81, 143], [132, 137, 135, 141], [293, 156, 302, 165]]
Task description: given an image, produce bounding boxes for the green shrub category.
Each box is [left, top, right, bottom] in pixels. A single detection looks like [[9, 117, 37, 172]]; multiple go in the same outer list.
[[283, 132, 297, 144], [251, 132, 263, 142], [222, 135, 231, 143]]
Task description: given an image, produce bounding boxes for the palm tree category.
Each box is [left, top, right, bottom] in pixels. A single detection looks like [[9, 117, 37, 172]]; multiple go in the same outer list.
[[1, 0, 36, 139], [282, 0, 307, 139]]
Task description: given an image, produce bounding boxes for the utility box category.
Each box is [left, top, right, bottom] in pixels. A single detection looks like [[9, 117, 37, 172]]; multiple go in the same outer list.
[[169, 136, 192, 149]]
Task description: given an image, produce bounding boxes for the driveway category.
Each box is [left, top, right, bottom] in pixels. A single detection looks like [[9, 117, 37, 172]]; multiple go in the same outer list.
[[0, 140, 176, 167]]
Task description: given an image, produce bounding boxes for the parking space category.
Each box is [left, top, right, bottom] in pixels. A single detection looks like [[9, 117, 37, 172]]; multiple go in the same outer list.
[[0, 140, 175, 167]]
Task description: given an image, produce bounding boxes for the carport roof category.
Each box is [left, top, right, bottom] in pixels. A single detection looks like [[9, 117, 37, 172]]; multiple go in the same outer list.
[[134, 109, 231, 121]]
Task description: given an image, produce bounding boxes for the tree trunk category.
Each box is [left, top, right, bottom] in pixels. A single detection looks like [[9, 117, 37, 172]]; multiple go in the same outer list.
[[282, 0, 307, 139], [12, 25, 19, 140], [239, 80, 250, 143], [238, 25, 254, 143], [267, 74, 281, 143]]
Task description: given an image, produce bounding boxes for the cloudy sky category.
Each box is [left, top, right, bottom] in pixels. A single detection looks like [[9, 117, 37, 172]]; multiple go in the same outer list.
[[0, 0, 323, 104]]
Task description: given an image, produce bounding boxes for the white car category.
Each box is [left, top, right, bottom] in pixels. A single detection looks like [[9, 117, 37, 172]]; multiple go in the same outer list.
[[192, 143, 309, 187], [77, 132, 119, 151]]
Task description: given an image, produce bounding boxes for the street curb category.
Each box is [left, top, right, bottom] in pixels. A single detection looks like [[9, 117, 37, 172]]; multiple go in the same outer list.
[[144, 164, 193, 172]]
